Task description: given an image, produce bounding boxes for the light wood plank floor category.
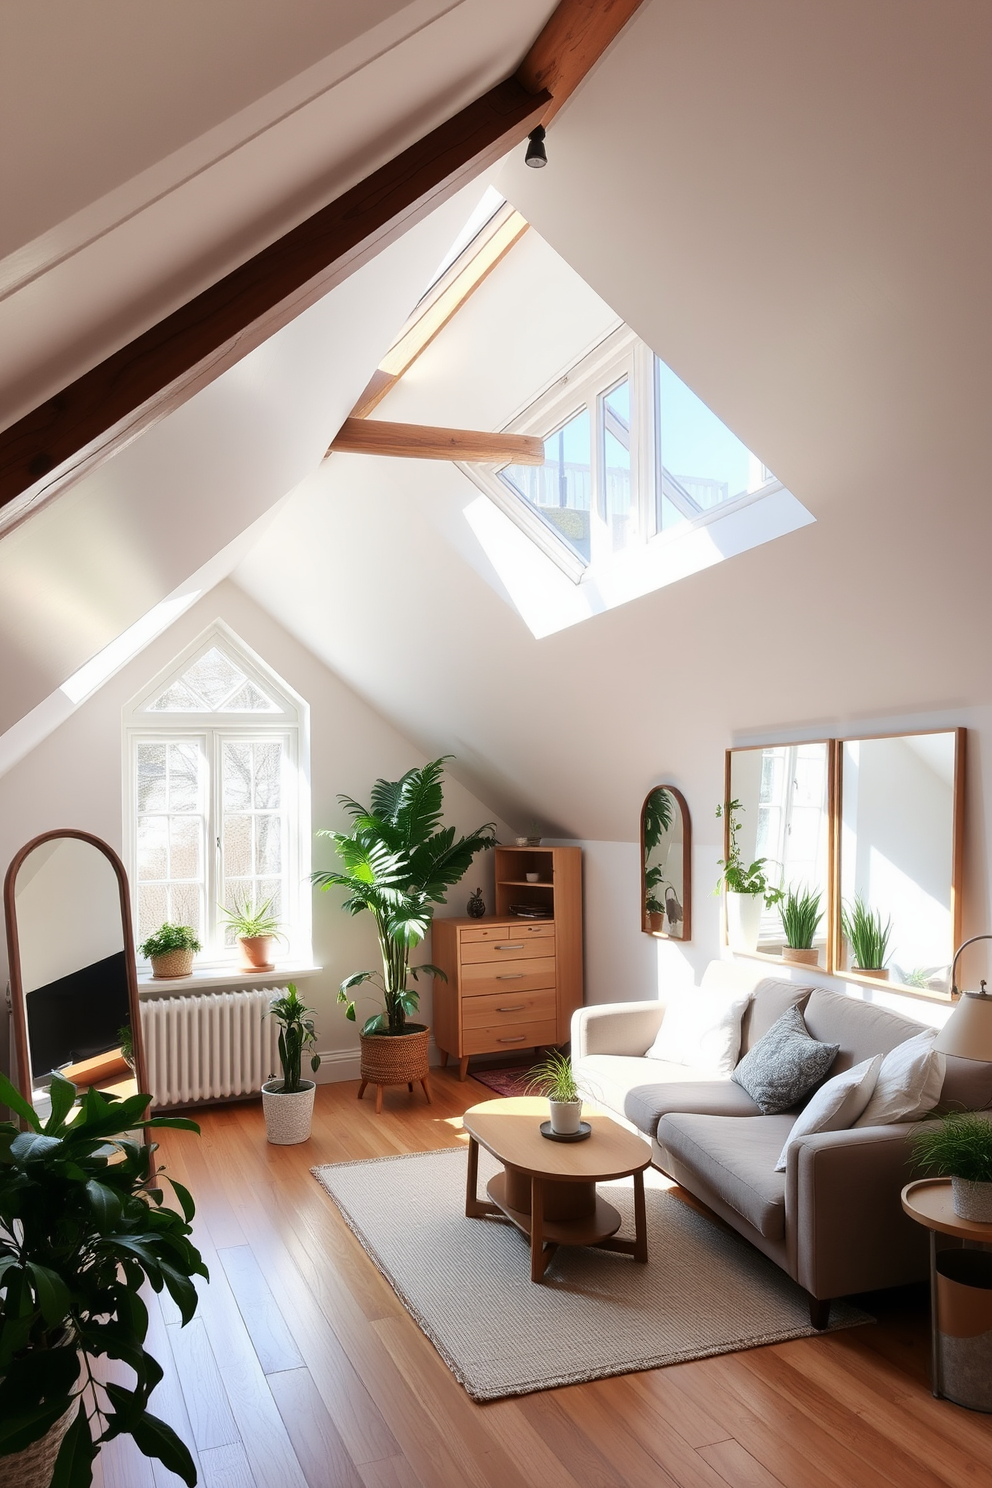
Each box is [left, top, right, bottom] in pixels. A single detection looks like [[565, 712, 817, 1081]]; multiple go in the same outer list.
[[93, 1072, 992, 1488]]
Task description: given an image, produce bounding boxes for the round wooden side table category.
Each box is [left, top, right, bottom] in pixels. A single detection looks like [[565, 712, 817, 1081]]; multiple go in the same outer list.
[[901, 1177, 992, 1409]]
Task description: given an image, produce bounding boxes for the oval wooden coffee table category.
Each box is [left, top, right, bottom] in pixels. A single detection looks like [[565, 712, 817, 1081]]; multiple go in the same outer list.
[[462, 1096, 652, 1282]]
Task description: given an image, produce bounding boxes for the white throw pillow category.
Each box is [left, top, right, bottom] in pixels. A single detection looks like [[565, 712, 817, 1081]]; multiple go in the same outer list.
[[645, 987, 751, 1077], [775, 1054, 882, 1171], [854, 1028, 945, 1127]]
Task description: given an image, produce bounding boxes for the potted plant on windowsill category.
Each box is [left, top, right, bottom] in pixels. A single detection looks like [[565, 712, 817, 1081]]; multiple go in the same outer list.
[[842, 895, 892, 980], [261, 984, 322, 1144], [138, 923, 202, 979], [526, 1050, 583, 1135], [220, 895, 285, 972], [0, 1071, 205, 1488], [715, 799, 783, 954], [911, 1112, 992, 1223], [312, 757, 497, 1108], [779, 884, 823, 966]]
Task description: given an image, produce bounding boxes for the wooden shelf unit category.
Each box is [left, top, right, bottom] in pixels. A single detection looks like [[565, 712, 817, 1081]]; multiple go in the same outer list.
[[431, 845, 583, 1080]]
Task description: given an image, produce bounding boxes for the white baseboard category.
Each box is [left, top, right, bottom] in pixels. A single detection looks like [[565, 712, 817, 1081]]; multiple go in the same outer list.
[[314, 1040, 448, 1083]]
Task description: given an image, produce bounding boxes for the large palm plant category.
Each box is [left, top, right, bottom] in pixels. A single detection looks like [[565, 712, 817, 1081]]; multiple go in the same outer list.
[[312, 758, 497, 1036]]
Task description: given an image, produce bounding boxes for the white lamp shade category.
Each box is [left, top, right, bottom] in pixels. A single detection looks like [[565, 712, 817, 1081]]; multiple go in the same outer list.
[[934, 993, 992, 1062]]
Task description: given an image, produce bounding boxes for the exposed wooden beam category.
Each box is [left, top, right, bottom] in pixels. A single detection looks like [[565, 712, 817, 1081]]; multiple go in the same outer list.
[[328, 418, 544, 464], [0, 78, 550, 523], [516, 0, 645, 123]]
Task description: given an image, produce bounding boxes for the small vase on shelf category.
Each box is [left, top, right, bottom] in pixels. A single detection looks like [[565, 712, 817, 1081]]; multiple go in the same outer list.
[[467, 888, 486, 919]]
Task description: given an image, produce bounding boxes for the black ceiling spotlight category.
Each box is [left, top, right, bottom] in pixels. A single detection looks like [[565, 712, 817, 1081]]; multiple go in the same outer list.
[[525, 126, 547, 169]]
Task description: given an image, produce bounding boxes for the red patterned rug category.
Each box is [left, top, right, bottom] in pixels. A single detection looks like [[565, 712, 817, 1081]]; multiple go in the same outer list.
[[469, 1065, 532, 1098]]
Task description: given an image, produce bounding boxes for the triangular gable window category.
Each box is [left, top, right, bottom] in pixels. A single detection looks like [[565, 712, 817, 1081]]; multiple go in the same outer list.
[[145, 645, 280, 713]]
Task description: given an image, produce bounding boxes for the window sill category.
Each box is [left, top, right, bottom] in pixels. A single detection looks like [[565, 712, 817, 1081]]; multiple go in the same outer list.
[[138, 963, 322, 997]]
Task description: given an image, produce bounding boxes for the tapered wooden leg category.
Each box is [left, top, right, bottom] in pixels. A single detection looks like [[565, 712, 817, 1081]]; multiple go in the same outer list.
[[407, 1082, 414, 1092], [458, 1057, 469, 1081], [375, 1084, 383, 1114], [530, 1176, 557, 1281], [439, 1050, 449, 1067], [808, 1294, 831, 1330], [420, 1078, 432, 1105], [632, 1168, 648, 1263], [357, 1081, 367, 1101]]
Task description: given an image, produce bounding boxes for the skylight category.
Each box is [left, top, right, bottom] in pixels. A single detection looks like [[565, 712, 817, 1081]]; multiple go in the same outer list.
[[424, 186, 505, 293]]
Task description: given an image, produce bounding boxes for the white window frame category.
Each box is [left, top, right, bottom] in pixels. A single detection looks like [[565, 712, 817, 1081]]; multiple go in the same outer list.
[[123, 621, 311, 971]]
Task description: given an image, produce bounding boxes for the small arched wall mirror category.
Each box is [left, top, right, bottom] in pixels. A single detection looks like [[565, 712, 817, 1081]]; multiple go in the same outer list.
[[4, 830, 148, 1122], [641, 787, 691, 940]]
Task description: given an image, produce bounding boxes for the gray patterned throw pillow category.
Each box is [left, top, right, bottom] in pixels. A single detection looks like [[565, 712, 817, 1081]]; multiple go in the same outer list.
[[732, 1004, 839, 1114]]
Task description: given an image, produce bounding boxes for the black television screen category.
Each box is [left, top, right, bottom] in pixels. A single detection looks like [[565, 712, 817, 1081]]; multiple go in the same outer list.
[[26, 950, 131, 1080]]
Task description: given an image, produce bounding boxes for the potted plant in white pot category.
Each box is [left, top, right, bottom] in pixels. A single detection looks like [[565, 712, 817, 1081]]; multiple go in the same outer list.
[[715, 799, 783, 953], [262, 985, 322, 1144], [779, 884, 823, 965], [312, 757, 496, 1107], [526, 1050, 583, 1134], [842, 895, 892, 979], [138, 922, 201, 979], [220, 894, 285, 971], [911, 1111, 992, 1223]]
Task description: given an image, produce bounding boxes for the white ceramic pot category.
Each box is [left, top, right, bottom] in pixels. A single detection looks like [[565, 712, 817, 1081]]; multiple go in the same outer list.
[[549, 1098, 582, 1135], [261, 1079, 316, 1145], [726, 892, 763, 954], [951, 1176, 992, 1224]]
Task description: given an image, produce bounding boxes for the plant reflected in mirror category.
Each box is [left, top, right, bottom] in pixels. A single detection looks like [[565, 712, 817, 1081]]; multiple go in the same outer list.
[[641, 786, 691, 940]]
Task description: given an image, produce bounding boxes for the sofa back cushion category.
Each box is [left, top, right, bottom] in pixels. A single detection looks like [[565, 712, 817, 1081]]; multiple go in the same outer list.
[[802, 988, 923, 1074], [942, 1054, 992, 1112], [740, 979, 815, 1054]]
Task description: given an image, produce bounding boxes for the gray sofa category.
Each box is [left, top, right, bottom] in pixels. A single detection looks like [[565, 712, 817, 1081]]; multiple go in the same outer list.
[[572, 963, 992, 1327]]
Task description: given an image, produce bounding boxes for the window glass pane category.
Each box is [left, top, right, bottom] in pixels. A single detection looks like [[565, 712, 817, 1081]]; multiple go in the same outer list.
[[656, 357, 768, 532], [223, 742, 253, 810], [601, 378, 634, 552], [184, 647, 246, 709], [137, 743, 166, 812], [500, 408, 592, 563], [145, 644, 282, 713], [221, 740, 287, 941], [134, 738, 205, 944], [222, 681, 279, 712]]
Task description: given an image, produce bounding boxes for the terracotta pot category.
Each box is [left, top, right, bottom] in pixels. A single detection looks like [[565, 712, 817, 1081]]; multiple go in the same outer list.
[[239, 934, 276, 971], [261, 1079, 316, 1144], [782, 946, 819, 966], [0, 1394, 79, 1488], [359, 1025, 430, 1088], [150, 947, 194, 978], [854, 966, 889, 980], [647, 909, 666, 934]]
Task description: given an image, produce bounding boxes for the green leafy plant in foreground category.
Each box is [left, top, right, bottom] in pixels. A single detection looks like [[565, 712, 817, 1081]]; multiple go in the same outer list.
[[714, 800, 784, 908], [910, 1112, 992, 1184], [525, 1050, 580, 1103], [266, 984, 321, 1093], [218, 894, 285, 941], [779, 884, 823, 950], [841, 895, 892, 970], [137, 923, 202, 959], [0, 1070, 206, 1486], [313, 757, 497, 1036]]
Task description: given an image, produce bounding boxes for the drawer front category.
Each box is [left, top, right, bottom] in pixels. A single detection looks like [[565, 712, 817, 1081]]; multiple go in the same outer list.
[[459, 923, 512, 944], [462, 1018, 558, 1056], [461, 935, 555, 965], [461, 957, 556, 997], [462, 988, 556, 1030], [505, 920, 555, 942]]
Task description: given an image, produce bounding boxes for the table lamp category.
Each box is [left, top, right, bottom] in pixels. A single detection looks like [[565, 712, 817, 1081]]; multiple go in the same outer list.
[[933, 934, 992, 1060]]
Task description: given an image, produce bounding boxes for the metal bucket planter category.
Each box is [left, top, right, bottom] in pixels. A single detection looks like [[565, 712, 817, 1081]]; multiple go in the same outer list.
[[358, 1025, 431, 1114], [261, 1079, 316, 1144]]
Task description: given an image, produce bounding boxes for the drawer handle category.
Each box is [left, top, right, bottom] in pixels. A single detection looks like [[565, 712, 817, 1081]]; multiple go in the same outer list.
[[496, 973, 523, 980], [496, 943, 524, 950], [498, 1035, 526, 1043], [496, 1005, 523, 1013]]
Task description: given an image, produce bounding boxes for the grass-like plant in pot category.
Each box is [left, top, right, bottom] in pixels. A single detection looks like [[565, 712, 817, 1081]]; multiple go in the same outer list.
[[910, 1111, 992, 1223], [526, 1050, 583, 1135], [219, 895, 285, 972], [841, 895, 892, 979], [0, 1070, 205, 1488], [312, 758, 496, 1108], [138, 923, 201, 980], [779, 884, 823, 966], [261, 984, 322, 1145], [715, 799, 783, 953]]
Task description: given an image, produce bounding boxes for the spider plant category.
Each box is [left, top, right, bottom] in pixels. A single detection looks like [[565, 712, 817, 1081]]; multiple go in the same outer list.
[[779, 885, 823, 950], [525, 1051, 580, 1104], [841, 895, 892, 970], [219, 895, 285, 941]]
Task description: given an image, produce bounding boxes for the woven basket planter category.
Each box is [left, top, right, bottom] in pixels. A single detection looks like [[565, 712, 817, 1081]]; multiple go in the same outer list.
[[150, 947, 195, 979], [359, 1025, 430, 1087], [262, 1079, 316, 1145], [0, 1395, 79, 1488], [782, 946, 819, 966]]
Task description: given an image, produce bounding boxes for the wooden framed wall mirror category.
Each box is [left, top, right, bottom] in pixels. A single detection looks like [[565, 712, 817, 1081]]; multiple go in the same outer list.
[[724, 741, 834, 965], [835, 729, 964, 994], [4, 830, 149, 1120], [641, 786, 691, 940]]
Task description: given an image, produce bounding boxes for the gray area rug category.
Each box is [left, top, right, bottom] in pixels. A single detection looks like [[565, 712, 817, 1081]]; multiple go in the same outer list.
[[312, 1146, 871, 1401]]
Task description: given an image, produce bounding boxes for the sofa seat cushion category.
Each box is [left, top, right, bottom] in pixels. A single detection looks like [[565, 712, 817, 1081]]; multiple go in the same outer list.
[[624, 1078, 762, 1138], [574, 1055, 714, 1120], [657, 1113, 795, 1239]]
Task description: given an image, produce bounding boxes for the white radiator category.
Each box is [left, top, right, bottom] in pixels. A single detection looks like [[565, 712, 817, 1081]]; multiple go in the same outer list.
[[141, 988, 284, 1107]]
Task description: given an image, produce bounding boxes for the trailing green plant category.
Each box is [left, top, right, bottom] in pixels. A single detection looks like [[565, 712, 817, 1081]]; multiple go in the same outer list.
[[779, 885, 823, 950], [219, 895, 285, 942], [138, 923, 201, 959], [714, 800, 784, 908], [525, 1050, 580, 1104], [0, 1070, 206, 1486], [910, 1112, 992, 1184], [312, 757, 497, 1037], [841, 895, 892, 970], [266, 984, 321, 1093]]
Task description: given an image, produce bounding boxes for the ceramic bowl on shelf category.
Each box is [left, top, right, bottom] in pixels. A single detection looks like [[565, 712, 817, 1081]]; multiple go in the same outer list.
[[525, 872, 540, 882]]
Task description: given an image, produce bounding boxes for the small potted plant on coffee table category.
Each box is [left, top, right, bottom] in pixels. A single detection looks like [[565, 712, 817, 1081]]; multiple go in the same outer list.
[[262, 984, 322, 1145], [715, 799, 783, 953], [220, 894, 285, 971], [842, 895, 892, 979], [138, 922, 202, 979], [526, 1050, 583, 1135], [911, 1111, 992, 1223], [779, 884, 823, 966]]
